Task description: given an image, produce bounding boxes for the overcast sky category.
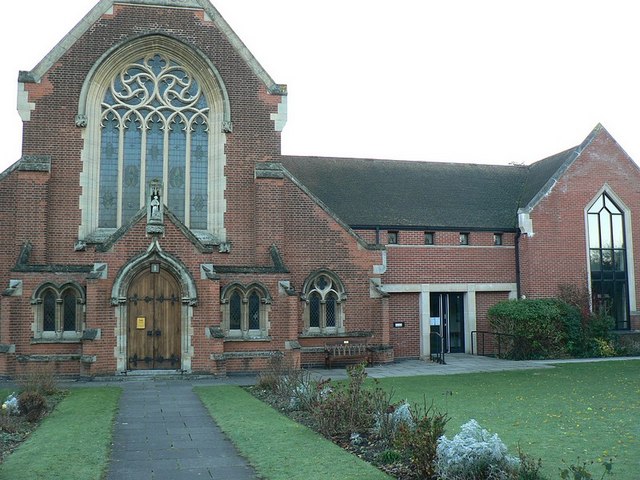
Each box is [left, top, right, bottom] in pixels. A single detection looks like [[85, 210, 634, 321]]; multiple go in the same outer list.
[[2, 0, 640, 173]]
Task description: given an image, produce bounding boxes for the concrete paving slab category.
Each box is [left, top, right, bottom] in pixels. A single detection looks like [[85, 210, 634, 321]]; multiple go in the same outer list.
[[105, 382, 259, 480]]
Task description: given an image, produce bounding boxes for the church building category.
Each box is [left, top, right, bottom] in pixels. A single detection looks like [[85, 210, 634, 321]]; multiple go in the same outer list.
[[1, 0, 638, 377]]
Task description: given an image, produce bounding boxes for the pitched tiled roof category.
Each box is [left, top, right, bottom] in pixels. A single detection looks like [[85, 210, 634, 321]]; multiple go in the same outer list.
[[280, 127, 601, 231], [280, 156, 529, 231]]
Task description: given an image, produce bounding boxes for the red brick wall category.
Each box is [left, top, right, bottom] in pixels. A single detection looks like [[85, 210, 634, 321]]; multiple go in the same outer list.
[[380, 232, 517, 285], [473, 291, 511, 355], [389, 293, 420, 358], [519, 128, 640, 330], [0, 0, 388, 375]]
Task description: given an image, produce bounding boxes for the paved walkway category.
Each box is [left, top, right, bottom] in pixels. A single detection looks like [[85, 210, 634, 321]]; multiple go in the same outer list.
[[105, 379, 258, 480]]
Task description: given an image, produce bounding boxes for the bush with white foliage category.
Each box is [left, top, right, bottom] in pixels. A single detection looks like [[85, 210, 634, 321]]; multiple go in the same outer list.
[[373, 400, 414, 437], [436, 419, 520, 480], [1, 392, 19, 416]]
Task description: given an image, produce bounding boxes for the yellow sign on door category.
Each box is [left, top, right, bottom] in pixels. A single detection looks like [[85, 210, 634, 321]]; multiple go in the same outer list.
[[136, 317, 146, 329]]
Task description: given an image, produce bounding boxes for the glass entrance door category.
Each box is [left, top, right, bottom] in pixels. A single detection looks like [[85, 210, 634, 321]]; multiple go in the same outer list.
[[430, 293, 465, 353]]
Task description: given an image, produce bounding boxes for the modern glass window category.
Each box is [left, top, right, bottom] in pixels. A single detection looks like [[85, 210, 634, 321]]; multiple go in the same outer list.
[[98, 53, 210, 229], [425, 232, 435, 245], [460, 233, 469, 245], [221, 283, 271, 338], [588, 193, 629, 329], [493, 233, 503, 246], [387, 231, 399, 244], [303, 271, 346, 333]]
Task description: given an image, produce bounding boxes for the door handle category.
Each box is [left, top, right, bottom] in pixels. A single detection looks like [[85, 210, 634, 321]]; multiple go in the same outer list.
[[147, 330, 153, 337], [155, 330, 161, 337]]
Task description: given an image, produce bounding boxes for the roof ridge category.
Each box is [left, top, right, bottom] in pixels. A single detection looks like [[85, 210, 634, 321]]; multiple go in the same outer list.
[[20, 0, 285, 95]]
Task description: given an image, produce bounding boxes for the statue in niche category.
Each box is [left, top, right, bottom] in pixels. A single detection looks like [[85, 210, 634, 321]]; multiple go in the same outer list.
[[151, 193, 160, 218], [147, 181, 164, 225]]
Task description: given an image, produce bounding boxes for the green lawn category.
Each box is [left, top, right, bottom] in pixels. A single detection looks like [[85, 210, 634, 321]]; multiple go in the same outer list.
[[2, 361, 637, 479], [0, 387, 121, 480], [196, 385, 391, 480], [376, 361, 640, 479]]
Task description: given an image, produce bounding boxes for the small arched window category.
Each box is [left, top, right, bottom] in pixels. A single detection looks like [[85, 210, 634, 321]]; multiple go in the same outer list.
[[221, 283, 271, 338], [32, 284, 85, 340], [302, 271, 346, 333]]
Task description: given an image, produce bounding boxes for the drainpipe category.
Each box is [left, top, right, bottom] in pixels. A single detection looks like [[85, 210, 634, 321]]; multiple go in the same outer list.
[[515, 231, 522, 299]]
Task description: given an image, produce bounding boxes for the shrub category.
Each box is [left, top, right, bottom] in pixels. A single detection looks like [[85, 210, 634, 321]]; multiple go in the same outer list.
[[310, 363, 380, 437], [559, 458, 613, 480], [376, 448, 403, 464], [436, 419, 519, 480], [583, 312, 615, 343], [394, 400, 449, 479], [0, 413, 22, 433], [18, 391, 48, 423], [17, 364, 59, 395], [517, 447, 547, 480], [373, 399, 414, 446], [488, 299, 582, 359]]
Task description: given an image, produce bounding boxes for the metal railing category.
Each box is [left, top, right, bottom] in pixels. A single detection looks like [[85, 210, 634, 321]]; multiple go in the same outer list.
[[471, 330, 531, 359], [429, 332, 446, 365]]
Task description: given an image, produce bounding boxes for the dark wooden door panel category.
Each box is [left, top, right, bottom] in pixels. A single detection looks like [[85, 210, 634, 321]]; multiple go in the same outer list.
[[127, 268, 181, 370]]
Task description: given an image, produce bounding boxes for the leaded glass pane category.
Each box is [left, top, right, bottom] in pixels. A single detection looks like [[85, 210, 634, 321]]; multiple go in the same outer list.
[[63, 291, 77, 332], [43, 291, 56, 332], [122, 116, 142, 223], [98, 112, 119, 228], [190, 116, 208, 229], [309, 293, 321, 328], [230, 291, 241, 330], [146, 113, 164, 183], [316, 275, 328, 290], [326, 293, 337, 328], [168, 117, 186, 221], [248, 292, 260, 330]]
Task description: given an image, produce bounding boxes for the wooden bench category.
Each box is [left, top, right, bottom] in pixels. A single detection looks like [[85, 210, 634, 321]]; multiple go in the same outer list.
[[324, 341, 371, 369]]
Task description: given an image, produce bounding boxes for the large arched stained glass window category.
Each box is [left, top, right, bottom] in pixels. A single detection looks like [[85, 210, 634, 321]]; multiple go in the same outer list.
[[588, 192, 629, 330], [98, 53, 209, 229]]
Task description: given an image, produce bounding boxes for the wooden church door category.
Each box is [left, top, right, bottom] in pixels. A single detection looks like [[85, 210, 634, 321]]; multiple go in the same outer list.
[[127, 267, 181, 370]]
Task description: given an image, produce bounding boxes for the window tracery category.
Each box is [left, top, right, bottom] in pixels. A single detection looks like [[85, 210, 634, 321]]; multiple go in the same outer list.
[[99, 53, 210, 230], [302, 271, 346, 333]]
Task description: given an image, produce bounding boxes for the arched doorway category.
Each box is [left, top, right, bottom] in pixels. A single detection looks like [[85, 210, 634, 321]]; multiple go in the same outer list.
[[127, 266, 182, 370]]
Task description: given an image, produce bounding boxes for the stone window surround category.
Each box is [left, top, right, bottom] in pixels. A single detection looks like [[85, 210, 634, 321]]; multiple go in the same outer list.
[[220, 282, 271, 339], [301, 269, 347, 334], [31, 282, 85, 341]]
